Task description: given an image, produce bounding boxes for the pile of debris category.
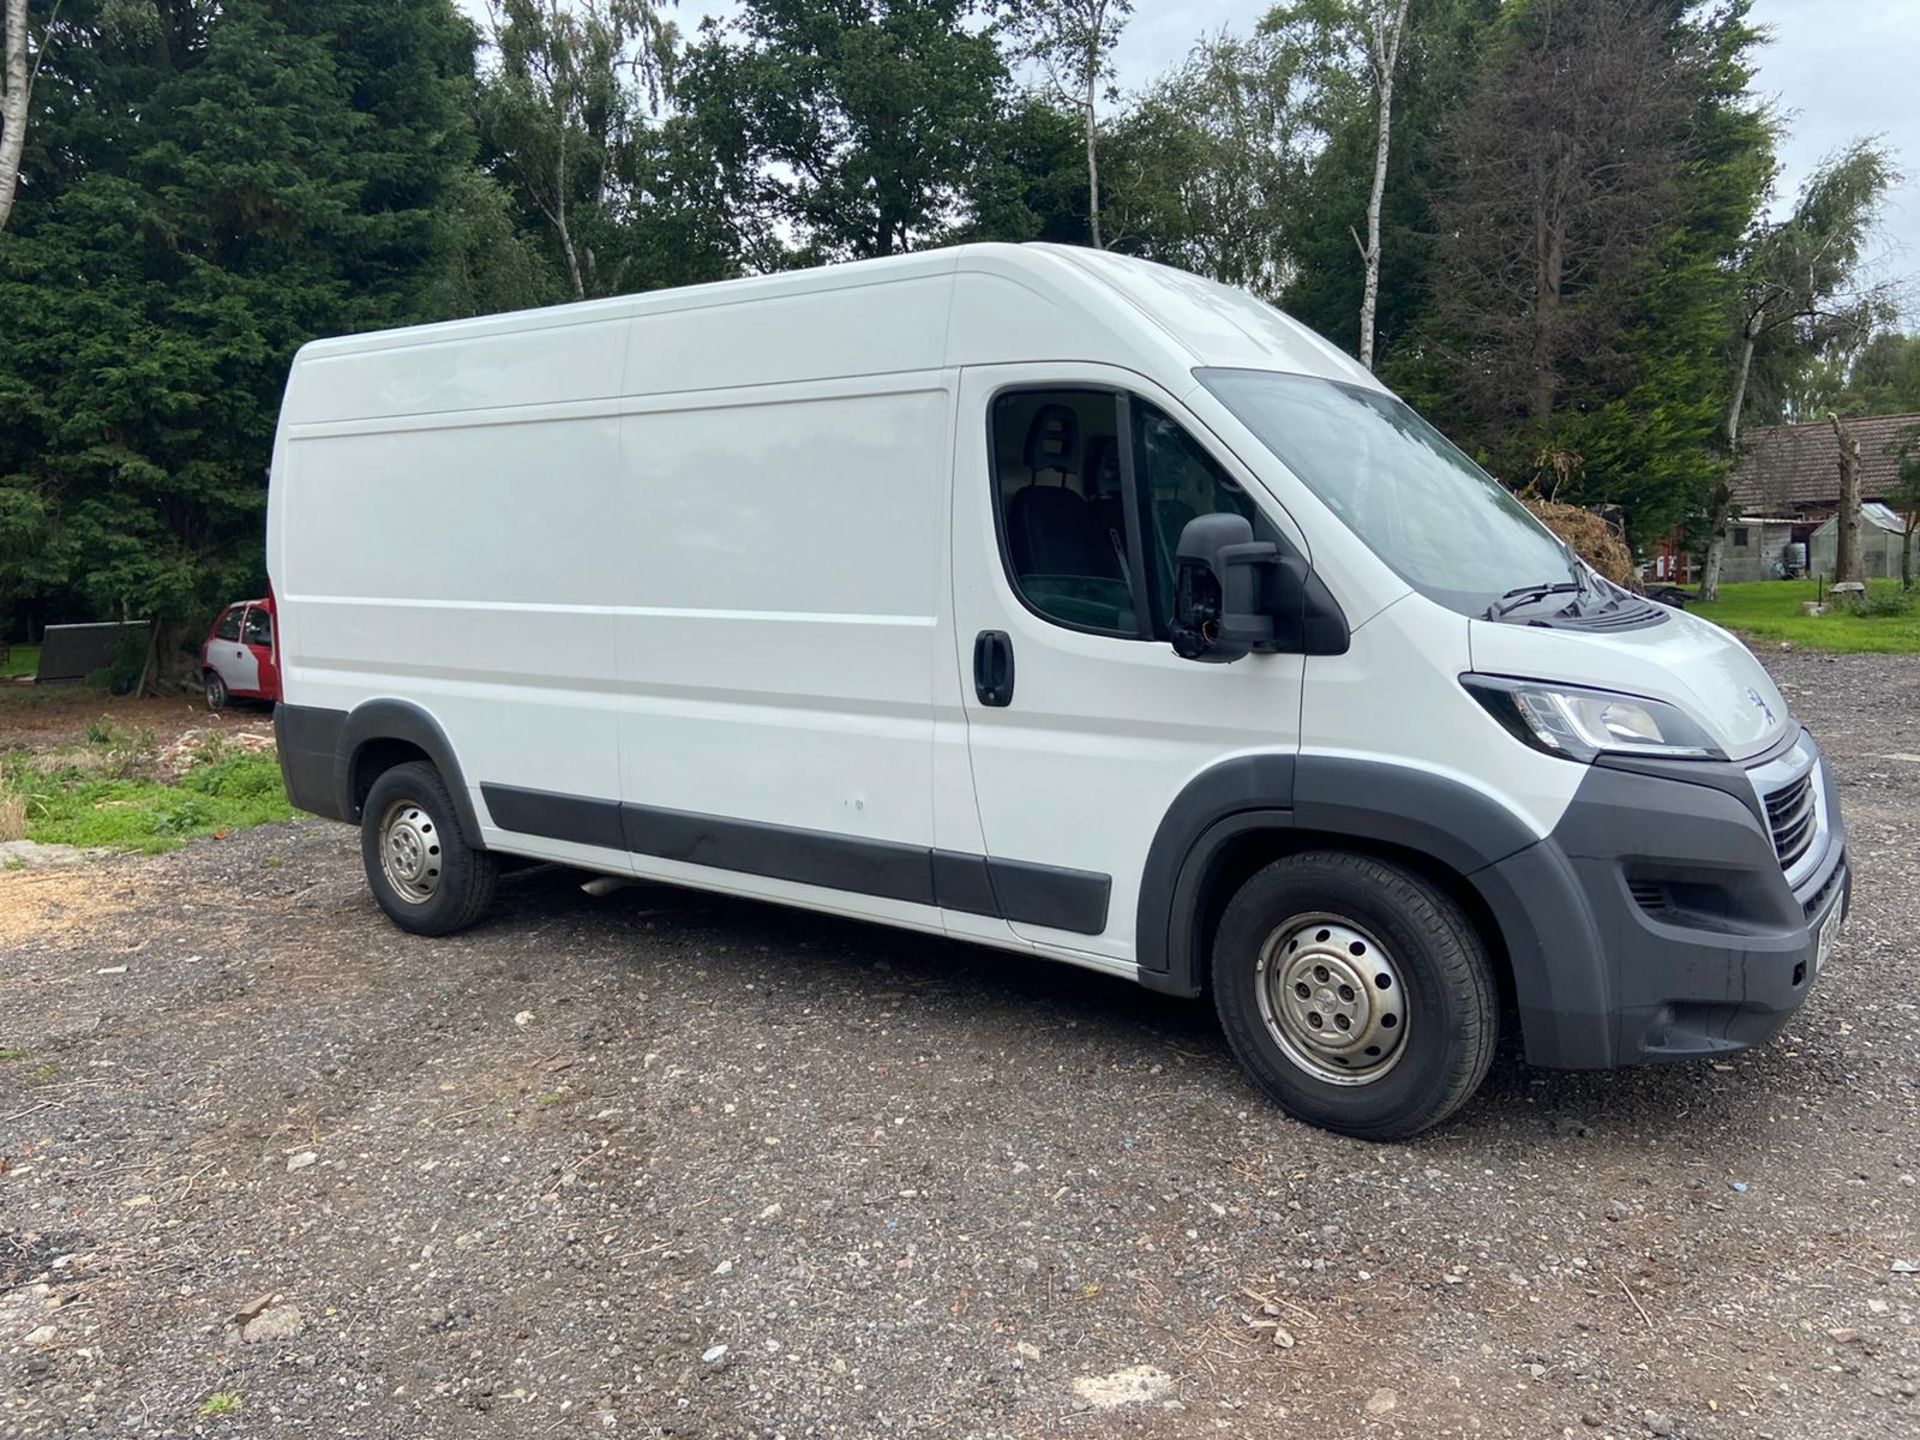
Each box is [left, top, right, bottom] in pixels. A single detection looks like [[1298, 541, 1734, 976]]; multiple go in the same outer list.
[[154, 725, 275, 784]]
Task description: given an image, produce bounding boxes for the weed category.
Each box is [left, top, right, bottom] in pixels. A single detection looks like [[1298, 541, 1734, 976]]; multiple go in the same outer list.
[[6, 751, 294, 854], [24, 1064, 57, 1085], [0, 1048, 27, 1061], [199, 1392, 242, 1418], [536, 1090, 571, 1109], [82, 717, 158, 779], [1859, 586, 1916, 618]]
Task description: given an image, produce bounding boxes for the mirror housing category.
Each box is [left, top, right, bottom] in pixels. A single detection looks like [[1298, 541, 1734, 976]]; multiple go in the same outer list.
[[1171, 514, 1349, 662]]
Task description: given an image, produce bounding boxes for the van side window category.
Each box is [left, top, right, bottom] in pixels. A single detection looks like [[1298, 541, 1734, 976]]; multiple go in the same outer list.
[[242, 607, 273, 647], [1135, 402, 1257, 631], [214, 607, 244, 643], [990, 390, 1139, 636]]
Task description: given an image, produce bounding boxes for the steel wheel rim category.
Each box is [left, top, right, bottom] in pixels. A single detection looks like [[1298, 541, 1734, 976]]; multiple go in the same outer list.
[[1255, 912, 1408, 1086], [378, 799, 443, 905]]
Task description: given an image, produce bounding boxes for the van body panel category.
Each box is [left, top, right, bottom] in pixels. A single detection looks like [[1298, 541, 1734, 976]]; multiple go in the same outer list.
[[1301, 594, 1585, 844], [609, 379, 948, 862]]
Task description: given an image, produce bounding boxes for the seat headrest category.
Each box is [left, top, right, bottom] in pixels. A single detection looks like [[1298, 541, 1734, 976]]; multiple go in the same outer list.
[[1085, 435, 1121, 498], [1023, 404, 1080, 481]]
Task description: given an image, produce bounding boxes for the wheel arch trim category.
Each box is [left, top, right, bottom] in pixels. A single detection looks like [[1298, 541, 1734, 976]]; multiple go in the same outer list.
[[1137, 753, 1546, 1000], [335, 700, 483, 843]]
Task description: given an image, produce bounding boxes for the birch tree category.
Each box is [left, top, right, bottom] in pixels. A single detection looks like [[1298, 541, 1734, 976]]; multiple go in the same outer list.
[[1355, 0, 1410, 370], [477, 0, 677, 299], [1008, 0, 1133, 250], [1697, 141, 1896, 601], [0, 0, 35, 232]]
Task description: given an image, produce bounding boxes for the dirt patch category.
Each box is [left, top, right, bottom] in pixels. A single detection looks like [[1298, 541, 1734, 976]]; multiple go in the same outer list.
[[0, 862, 149, 951], [0, 686, 270, 754], [0, 656, 1915, 1438]]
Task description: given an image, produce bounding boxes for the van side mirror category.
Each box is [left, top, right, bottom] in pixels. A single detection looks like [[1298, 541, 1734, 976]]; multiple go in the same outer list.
[[1170, 514, 1350, 662], [1172, 514, 1273, 662]]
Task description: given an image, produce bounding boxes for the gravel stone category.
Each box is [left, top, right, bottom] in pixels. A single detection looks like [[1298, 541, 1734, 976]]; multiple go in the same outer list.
[[0, 649, 1915, 1436]]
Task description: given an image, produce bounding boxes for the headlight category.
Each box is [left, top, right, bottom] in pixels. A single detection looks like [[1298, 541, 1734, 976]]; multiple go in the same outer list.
[[1461, 675, 1725, 762]]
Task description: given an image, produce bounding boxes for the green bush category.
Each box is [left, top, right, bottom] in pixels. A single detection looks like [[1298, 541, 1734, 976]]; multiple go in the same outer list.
[[1858, 586, 1915, 618]]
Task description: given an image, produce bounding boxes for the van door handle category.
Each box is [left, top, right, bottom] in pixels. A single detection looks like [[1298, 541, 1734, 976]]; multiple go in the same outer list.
[[973, 630, 1014, 707]]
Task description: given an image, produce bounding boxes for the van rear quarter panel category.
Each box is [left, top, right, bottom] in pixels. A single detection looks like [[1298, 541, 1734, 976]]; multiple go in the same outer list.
[[273, 310, 636, 845]]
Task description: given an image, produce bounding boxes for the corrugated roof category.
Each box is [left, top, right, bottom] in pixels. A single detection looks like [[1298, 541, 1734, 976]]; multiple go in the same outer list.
[[1810, 502, 1908, 535], [1728, 413, 1920, 511]]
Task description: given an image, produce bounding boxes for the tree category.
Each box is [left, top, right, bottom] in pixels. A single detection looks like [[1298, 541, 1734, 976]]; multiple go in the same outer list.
[[1887, 423, 1920, 590], [476, 0, 677, 300], [1006, 0, 1131, 250], [1829, 412, 1863, 585], [1409, 0, 1775, 555], [1430, 0, 1690, 444], [1274, 0, 1498, 370], [1100, 27, 1302, 290], [1787, 329, 1920, 419], [678, 0, 1010, 263], [1697, 140, 1898, 600], [0, 0, 27, 231], [0, 0, 488, 654], [1354, 0, 1410, 370], [1264, 0, 1412, 368]]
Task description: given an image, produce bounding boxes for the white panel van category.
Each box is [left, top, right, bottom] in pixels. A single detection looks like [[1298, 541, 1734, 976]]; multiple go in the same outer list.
[[269, 244, 1847, 1138]]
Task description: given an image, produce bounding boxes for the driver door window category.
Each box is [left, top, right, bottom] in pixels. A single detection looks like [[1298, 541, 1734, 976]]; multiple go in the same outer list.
[[989, 389, 1137, 636], [988, 388, 1262, 641]]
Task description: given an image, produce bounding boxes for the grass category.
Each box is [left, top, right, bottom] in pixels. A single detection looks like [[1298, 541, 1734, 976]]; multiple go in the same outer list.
[[1, 725, 297, 854], [199, 1392, 242, 1419], [1689, 579, 1920, 653], [0, 643, 39, 679], [0, 1047, 28, 1062]]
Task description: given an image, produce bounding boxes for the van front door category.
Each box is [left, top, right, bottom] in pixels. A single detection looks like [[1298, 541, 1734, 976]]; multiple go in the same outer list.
[[947, 365, 1306, 971]]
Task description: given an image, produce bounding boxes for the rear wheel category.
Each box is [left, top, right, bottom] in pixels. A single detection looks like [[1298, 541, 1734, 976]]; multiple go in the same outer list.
[[360, 761, 497, 936], [203, 670, 228, 710], [1212, 851, 1496, 1140]]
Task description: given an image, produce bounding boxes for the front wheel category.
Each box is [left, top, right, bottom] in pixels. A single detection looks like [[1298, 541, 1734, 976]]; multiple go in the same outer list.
[[360, 761, 497, 936], [203, 670, 228, 710], [1212, 851, 1497, 1140]]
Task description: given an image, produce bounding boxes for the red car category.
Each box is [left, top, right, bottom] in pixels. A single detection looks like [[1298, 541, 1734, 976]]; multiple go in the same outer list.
[[200, 596, 279, 709]]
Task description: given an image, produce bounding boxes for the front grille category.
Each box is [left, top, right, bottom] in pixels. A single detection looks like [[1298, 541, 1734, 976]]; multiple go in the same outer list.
[[1764, 772, 1817, 871], [1627, 878, 1671, 915], [1802, 859, 1844, 921]]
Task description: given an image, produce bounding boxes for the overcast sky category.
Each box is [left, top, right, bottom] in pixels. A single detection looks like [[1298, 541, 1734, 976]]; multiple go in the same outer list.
[[465, 0, 1918, 304]]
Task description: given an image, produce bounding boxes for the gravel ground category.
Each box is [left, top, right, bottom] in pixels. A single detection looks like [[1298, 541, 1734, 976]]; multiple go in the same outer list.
[[1, 649, 1917, 1439]]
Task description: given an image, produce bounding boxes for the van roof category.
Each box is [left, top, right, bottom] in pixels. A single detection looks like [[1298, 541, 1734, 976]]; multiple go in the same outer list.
[[283, 244, 1377, 428]]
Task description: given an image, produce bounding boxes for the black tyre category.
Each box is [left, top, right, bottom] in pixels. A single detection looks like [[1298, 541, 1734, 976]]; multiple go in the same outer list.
[[360, 761, 497, 936], [1212, 851, 1497, 1140], [204, 670, 228, 710]]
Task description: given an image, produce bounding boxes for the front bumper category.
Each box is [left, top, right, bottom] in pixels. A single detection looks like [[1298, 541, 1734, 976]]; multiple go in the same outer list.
[[1473, 728, 1847, 1069]]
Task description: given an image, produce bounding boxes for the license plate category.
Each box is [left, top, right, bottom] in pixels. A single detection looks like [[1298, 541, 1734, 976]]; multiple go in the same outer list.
[[1813, 902, 1843, 977]]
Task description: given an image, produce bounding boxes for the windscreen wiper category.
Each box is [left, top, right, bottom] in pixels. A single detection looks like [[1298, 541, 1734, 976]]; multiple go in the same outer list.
[[1485, 582, 1582, 619]]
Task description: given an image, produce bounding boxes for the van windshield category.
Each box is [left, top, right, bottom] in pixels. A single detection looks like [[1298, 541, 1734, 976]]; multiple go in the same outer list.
[[1198, 368, 1579, 617]]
